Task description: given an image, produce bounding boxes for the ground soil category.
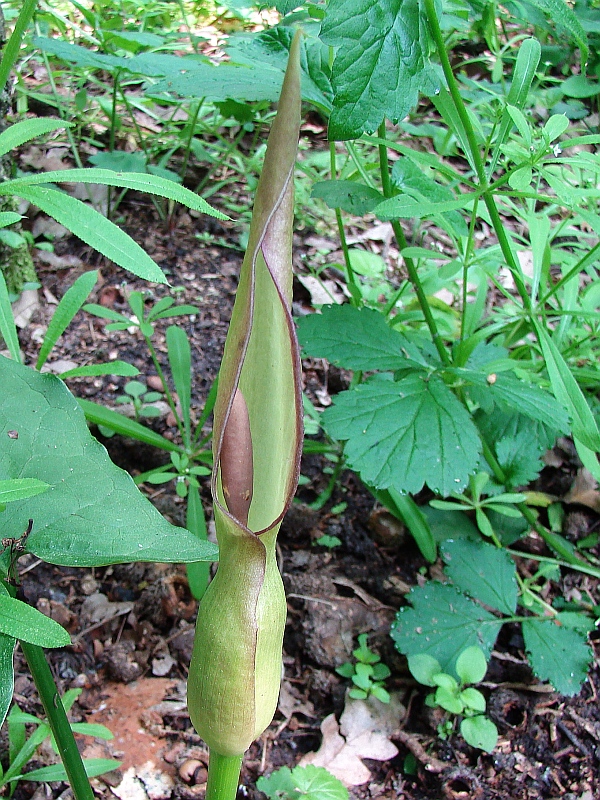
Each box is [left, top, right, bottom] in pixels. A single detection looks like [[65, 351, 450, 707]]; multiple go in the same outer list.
[[5, 171, 600, 800]]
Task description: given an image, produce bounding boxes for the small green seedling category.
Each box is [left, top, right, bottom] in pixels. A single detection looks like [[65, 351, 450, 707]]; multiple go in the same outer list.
[[257, 764, 348, 800], [139, 451, 211, 498], [115, 380, 164, 420], [336, 633, 391, 703], [408, 646, 498, 753], [312, 534, 341, 549]]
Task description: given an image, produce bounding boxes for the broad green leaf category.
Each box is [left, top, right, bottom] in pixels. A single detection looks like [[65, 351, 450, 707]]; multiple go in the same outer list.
[[0, 269, 20, 362], [323, 375, 481, 496], [8, 169, 227, 220], [78, 398, 179, 452], [391, 582, 503, 675], [534, 322, 600, 451], [257, 767, 298, 800], [4, 186, 167, 284], [407, 653, 441, 686], [297, 305, 418, 372], [150, 61, 286, 102], [59, 361, 139, 379], [292, 765, 349, 800], [320, 0, 438, 139], [311, 180, 384, 215], [0, 118, 70, 158], [14, 759, 122, 783], [522, 618, 592, 696], [0, 356, 217, 566], [166, 326, 191, 441], [527, 0, 588, 68], [562, 75, 600, 98], [0, 595, 70, 647], [441, 539, 518, 615], [0, 478, 49, 504], [460, 715, 498, 753], [455, 646, 488, 685], [36, 270, 98, 370], [494, 434, 544, 488], [375, 194, 473, 220], [0, 632, 15, 728]]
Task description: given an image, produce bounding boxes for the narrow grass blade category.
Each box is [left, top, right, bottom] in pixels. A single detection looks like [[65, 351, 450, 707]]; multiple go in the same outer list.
[[0, 270, 21, 362], [166, 325, 192, 445]]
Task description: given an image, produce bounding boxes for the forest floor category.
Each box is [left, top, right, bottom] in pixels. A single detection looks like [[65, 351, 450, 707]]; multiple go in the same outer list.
[[5, 142, 600, 800]]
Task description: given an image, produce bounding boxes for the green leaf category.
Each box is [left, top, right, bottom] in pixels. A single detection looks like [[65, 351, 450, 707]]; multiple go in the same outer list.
[[527, 0, 588, 68], [59, 361, 139, 379], [83, 304, 131, 324], [257, 766, 299, 800], [0, 632, 15, 728], [562, 75, 600, 98], [534, 323, 600, 451], [166, 326, 191, 439], [460, 687, 486, 713], [151, 61, 286, 102], [522, 618, 592, 696], [376, 488, 436, 562], [0, 478, 49, 504], [9, 168, 227, 220], [320, 0, 438, 139], [0, 595, 70, 647], [0, 212, 22, 228], [16, 759, 122, 783], [441, 539, 518, 615], [455, 646, 488, 685], [297, 305, 418, 372], [494, 434, 544, 488], [0, 356, 218, 566], [460, 715, 498, 753], [323, 375, 481, 496], [0, 118, 70, 158], [78, 399, 180, 452], [407, 653, 441, 686], [36, 270, 98, 370], [69, 722, 114, 740], [375, 194, 472, 220], [311, 180, 384, 215], [5, 186, 167, 284], [0, 269, 20, 362], [434, 686, 463, 714], [391, 582, 503, 675], [292, 764, 349, 800]]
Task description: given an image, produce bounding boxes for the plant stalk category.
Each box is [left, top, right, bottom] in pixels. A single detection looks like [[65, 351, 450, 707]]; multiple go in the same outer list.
[[20, 641, 94, 800], [377, 123, 450, 364], [205, 751, 243, 800]]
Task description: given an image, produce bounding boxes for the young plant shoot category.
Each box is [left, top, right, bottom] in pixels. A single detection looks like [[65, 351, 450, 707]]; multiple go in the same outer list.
[[187, 32, 303, 798]]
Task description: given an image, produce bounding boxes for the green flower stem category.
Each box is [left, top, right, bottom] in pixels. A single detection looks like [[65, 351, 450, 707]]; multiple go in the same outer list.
[[423, 0, 532, 314], [377, 123, 450, 365], [19, 641, 94, 800], [143, 333, 187, 445], [205, 752, 243, 800], [329, 139, 360, 304]]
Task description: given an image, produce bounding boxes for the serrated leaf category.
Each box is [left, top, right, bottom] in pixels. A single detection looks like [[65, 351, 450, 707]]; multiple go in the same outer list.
[[522, 618, 592, 696], [4, 186, 167, 284], [441, 539, 517, 615], [321, 0, 438, 139], [494, 434, 544, 487], [323, 375, 481, 496], [0, 118, 70, 158], [0, 595, 70, 647], [391, 583, 503, 675], [292, 765, 349, 800], [0, 356, 217, 566], [311, 180, 384, 215], [297, 305, 417, 372], [257, 766, 298, 799]]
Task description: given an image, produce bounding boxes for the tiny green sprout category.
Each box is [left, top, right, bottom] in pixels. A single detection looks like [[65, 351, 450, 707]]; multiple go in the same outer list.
[[313, 534, 342, 549], [115, 380, 163, 421], [336, 633, 391, 703], [408, 646, 498, 753]]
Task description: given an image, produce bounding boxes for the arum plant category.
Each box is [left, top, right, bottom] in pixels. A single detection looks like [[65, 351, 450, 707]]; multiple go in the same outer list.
[[187, 32, 303, 800]]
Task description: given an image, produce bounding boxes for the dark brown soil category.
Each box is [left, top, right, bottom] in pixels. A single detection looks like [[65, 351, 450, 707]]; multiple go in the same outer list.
[[6, 184, 600, 800]]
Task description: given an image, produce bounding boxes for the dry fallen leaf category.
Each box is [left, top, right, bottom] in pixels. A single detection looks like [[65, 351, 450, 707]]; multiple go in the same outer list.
[[299, 693, 403, 786], [564, 468, 600, 514]]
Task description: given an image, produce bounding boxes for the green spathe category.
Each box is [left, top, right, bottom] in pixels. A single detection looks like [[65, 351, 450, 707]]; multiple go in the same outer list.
[[187, 32, 303, 758]]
